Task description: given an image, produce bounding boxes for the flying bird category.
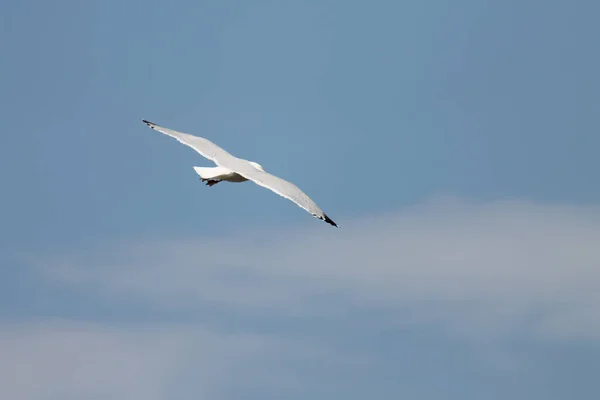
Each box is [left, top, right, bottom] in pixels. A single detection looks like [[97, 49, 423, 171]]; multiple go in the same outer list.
[[141, 119, 338, 227]]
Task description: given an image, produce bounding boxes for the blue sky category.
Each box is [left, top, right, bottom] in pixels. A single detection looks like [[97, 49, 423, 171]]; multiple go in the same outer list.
[[1, 0, 599, 398]]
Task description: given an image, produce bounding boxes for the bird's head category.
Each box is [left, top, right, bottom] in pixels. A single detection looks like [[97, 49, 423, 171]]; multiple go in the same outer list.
[[249, 161, 265, 171]]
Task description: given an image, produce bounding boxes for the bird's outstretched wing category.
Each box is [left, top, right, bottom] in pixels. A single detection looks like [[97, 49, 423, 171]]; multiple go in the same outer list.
[[142, 119, 338, 227], [225, 157, 338, 227], [142, 119, 234, 165]]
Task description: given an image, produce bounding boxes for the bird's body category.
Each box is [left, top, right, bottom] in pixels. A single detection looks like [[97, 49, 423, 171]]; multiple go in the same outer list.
[[141, 119, 338, 227], [193, 160, 265, 184], [193, 166, 250, 183]]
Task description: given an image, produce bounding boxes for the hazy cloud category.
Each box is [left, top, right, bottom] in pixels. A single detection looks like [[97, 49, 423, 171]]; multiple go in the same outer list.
[[0, 319, 347, 400], [36, 199, 600, 340]]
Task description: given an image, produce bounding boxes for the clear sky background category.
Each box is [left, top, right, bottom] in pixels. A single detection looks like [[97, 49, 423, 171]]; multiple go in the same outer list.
[[1, 0, 599, 399]]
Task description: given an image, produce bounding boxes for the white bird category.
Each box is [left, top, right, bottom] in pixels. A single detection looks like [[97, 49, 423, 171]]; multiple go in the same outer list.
[[142, 119, 338, 227]]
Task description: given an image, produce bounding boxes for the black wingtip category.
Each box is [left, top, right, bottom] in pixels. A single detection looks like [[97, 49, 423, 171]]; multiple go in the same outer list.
[[141, 119, 156, 127], [322, 213, 338, 227]]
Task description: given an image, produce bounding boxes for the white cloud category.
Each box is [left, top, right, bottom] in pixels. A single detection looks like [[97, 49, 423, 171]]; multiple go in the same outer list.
[[11, 199, 600, 399], [35, 199, 600, 340], [0, 319, 341, 400]]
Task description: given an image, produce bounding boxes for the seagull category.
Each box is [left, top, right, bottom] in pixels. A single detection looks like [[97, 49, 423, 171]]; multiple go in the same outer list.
[[141, 119, 338, 227]]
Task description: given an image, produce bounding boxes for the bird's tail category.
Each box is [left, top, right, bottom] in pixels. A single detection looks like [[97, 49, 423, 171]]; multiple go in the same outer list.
[[193, 166, 226, 180]]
